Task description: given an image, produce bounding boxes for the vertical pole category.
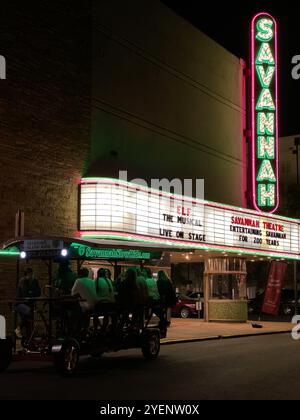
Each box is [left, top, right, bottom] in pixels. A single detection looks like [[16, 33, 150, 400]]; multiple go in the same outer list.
[[204, 268, 210, 322], [14, 259, 20, 346], [198, 265, 202, 319], [114, 260, 121, 281], [16, 259, 20, 293], [294, 261, 298, 316]]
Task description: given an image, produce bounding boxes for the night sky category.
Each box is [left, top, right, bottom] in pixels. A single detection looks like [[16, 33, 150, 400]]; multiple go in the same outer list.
[[162, 0, 300, 137]]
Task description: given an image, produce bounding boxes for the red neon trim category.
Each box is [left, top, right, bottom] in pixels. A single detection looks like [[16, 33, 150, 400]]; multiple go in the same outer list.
[[75, 176, 82, 185], [251, 12, 279, 213], [275, 14, 280, 212], [79, 230, 299, 258], [242, 58, 247, 208]]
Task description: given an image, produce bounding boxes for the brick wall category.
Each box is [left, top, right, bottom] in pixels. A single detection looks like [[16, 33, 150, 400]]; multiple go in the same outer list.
[[0, 1, 91, 315]]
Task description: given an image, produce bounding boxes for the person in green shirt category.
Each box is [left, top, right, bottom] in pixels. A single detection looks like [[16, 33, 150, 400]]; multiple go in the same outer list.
[[95, 268, 115, 304], [135, 267, 149, 306], [142, 268, 167, 332], [142, 268, 160, 302]]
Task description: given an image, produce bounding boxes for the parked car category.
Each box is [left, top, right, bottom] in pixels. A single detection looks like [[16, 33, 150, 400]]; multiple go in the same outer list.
[[248, 289, 300, 316], [279, 289, 300, 316], [247, 293, 264, 315], [172, 293, 204, 319]]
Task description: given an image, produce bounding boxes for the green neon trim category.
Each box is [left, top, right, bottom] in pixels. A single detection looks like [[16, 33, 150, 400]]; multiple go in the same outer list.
[[256, 65, 275, 88], [81, 178, 300, 223], [257, 137, 275, 159], [256, 43, 275, 65], [256, 88, 275, 111], [256, 160, 276, 182], [80, 234, 300, 261], [256, 18, 274, 42], [257, 183, 275, 207], [257, 112, 275, 136], [0, 251, 20, 257], [81, 234, 175, 246]]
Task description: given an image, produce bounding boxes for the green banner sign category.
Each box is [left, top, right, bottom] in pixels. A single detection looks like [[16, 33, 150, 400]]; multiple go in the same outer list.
[[70, 243, 161, 260]]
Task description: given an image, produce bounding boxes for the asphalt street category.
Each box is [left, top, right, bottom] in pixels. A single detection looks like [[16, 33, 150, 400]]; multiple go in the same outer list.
[[0, 333, 299, 400]]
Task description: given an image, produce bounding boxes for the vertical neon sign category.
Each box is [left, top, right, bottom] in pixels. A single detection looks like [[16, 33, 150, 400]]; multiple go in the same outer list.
[[251, 13, 279, 213]]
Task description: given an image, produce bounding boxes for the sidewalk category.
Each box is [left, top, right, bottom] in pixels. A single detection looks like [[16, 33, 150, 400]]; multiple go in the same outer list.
[[161, 318, 292, 345]]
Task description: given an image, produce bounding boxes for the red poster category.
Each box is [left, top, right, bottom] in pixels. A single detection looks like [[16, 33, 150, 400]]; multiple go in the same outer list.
[[262, 261, 287, 316]]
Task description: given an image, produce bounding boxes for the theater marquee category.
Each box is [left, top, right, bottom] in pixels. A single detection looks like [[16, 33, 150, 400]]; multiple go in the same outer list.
[[79, 179, 300, 260]]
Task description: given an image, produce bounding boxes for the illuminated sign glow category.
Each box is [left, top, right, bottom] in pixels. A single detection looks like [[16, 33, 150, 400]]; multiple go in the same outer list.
[[251, 13, 279, 213], [70, 243, 159, 260], [79, 179, 300, 260]]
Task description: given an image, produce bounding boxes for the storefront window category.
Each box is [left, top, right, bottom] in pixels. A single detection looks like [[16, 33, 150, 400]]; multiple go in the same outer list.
[[171, 262, 204, 294], [209, 273, 247, 300]]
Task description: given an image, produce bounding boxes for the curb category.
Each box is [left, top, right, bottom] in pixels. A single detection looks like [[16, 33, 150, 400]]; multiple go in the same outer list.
[[161, 330, 291, 345]]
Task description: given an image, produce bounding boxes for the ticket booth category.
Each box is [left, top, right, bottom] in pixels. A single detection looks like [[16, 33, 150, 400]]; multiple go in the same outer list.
[[204, 257, 248, 322]]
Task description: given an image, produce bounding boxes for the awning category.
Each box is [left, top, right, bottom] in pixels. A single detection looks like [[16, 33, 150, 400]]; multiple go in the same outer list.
[[0, 236, 169, 261]]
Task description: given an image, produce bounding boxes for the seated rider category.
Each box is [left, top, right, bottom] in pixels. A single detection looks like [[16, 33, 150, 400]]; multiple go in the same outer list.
[[117, 268, 138, 310], [15, 268, 41, 338], [135, 267, 149, 306], [53, 260, 77, 296], [117, 268, 146, 329], [143, 268, 167, 331], [157, 271, 176, 306], [94, 268, 116, 331], [71, 268, 99, 333], [71, 268, 99, 313], [157, 270, 177, 327], [142, 268, 160, 304]]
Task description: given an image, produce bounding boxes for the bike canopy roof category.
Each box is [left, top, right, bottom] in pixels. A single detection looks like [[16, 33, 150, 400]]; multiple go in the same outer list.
[[0, 236, 164, 262]]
